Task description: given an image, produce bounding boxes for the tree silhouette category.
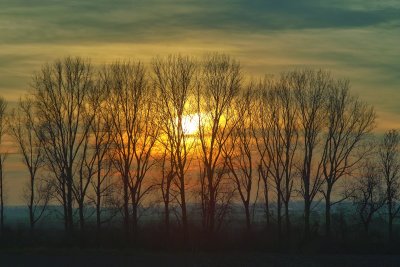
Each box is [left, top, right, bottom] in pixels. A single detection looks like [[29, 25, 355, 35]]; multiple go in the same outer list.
[[352, 160, 386, 234], [320, 81, 375, 236], [0, 54, 388, 251], [152, 55, 197, 240], [293, 70, 329, 238], [8, 98, 50, 230], [224, 86, 256, 230], [33, 57, 94, 232], [104, 61, 159, 239], [196, 54, 241, 234], [0, 97, 7, 232], [253, 76, 299, 238], [379, 129, 400, 241]]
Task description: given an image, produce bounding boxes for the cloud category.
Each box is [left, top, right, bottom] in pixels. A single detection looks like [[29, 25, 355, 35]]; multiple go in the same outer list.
[[0, 0, 399, 45], [0, 0, 398, 120]]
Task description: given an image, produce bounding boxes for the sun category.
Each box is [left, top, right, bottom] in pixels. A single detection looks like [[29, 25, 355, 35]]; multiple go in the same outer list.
[[182, 113, 200, 135]]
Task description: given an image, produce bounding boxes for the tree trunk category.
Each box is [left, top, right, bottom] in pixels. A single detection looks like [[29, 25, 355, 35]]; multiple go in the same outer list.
[[244, 202, 251, 230], [96, 170, 102, 232], [29, 173, 35, 230], [96, 190, 101, 232], [164, 199, 170, 236], [66, 167, 74, 232], [387, 198, 393, 241], [277, 186, 282, 238], [0, 171, 3, 232], [62, 180, 68, 232], [325, 185, 332, 237], [29, 205, 34, 230], [325, 200, 331, 237], [79, 201, 85, 232], [265, 183, 270, 227], [132, 201, 138, 240], [304, 199, 311, 238], [284, 201, 290, 236], [208, 187, 215, 235], [180, 176, 188, 241], [95, 190, 101, 246], [123, 174, 130, 239], [78, 200, 86, 247]]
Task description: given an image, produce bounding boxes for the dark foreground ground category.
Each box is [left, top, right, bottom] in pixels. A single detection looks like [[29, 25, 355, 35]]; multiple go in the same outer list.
[[1, 250, 400, 267]]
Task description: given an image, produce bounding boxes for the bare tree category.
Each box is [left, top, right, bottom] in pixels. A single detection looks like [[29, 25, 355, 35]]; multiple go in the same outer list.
[[158, 148, 175, 236], [321, 81, 375, 236], [253, 76, 299, 237], [251, 93, 271, 228], [88, 88, 115, 232], [352, 160, 386, 234], [294, 70, 329, 238], [8, 98, 50, 230], [257, 163, 271, 226], [378, 129, 400, 241], [196, 54, 241, 234], [253, 80, 281, 233], [276, 75, 299, 236], [104, 61, 159, 238], [255, 80, 285, 236], [72, 77, 114, 232], [73, 115, 95, 231], [224, 87, 255, 230], [152, 55, 197, 239], [0, 97, 7, 231], [33, 57, 94, 232]]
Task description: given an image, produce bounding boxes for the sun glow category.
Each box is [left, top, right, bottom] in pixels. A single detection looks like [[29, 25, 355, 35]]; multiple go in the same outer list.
[[182, 113, 200, 135]]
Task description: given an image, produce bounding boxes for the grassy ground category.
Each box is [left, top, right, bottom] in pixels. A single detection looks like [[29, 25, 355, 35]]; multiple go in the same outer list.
[[1, 249, 400, 267]]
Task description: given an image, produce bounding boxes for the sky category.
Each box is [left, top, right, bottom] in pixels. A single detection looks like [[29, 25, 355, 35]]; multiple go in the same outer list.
[[0, 0, 399, 205]]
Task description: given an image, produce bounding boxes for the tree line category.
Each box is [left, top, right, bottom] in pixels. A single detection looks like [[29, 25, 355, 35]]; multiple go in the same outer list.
[[0, 54, 398, 244]]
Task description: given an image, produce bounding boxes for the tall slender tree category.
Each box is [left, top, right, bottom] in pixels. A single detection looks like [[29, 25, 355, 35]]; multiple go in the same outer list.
[[321, 81, 375, 236], [158, 147, 176, 236], [152, 55, 197, 239], [352, 160, 386, 234], [0, 97, 7, 231], [196, 54, 241, 234], [294, 70, 329, 238], [379, 129, 400, 241], [33, 57, 94, 232], [104, 61, 159, 238], [8, 98, 50, 230], [224, 86, 255, 230], [88, 82, 115, 233], [253, 75, 299, 237]]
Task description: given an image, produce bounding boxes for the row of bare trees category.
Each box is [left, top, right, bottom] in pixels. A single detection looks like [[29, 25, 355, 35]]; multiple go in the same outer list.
[[352, 130, 400, 239], [1, 54, 398, 242]]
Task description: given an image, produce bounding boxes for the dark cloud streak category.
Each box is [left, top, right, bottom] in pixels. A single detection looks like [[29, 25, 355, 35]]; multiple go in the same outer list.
[[0, 0, 399, 44]]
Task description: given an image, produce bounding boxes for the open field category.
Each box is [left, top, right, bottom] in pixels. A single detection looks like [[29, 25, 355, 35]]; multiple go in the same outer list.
[[1, 250, 400, 267]]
